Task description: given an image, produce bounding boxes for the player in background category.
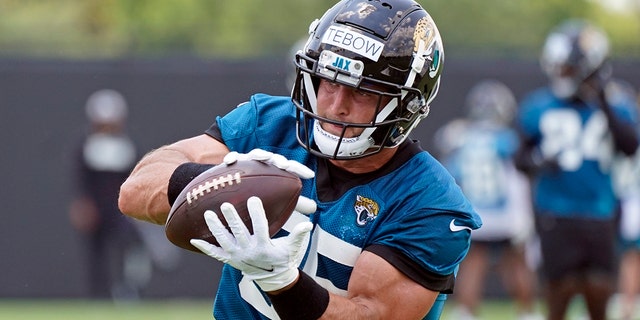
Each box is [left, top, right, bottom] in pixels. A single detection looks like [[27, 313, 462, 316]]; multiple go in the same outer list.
[[118, 0, 482, 319], [608, 80, 640, 320], [434, 80, 542, 320], [514, 20, 639, 320], [68, 89, 147, 300]]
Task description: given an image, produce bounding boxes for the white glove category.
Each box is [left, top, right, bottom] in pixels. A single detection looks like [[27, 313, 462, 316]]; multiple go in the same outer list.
[[191, 196, 313, 292], [224, 148, 317, 215], [224, 149, 315, 180]]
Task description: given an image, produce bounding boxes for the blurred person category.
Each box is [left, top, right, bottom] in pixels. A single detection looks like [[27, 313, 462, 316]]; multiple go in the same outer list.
[[434, 80, 542, 320], [118, 0, 483, 319], [608, 80, 640, 320], [514, 20, 639, 320], [69, 89, 175, 300], [613, 153, 640, 320]]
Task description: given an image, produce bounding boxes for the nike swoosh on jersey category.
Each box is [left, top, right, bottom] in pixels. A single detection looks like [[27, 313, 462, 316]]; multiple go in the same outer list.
[[449, 219, 472, 232]]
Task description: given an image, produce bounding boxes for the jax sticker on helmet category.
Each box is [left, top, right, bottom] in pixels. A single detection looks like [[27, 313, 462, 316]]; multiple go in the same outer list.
[[318, 50, 364, 86]]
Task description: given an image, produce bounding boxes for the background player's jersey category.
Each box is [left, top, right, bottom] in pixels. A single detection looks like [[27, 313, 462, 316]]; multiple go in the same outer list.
[[612, 122, 640, 249], [207, 94, 481, 320], [437, 121, 533, 241], [606, 80, 640, 248], [518, 87, 637, 220]]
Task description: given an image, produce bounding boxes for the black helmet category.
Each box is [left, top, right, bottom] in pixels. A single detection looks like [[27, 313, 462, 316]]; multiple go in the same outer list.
[[540, 20, 610, 100], [292, 0, 444, 159], [465, 79, 516, 125]]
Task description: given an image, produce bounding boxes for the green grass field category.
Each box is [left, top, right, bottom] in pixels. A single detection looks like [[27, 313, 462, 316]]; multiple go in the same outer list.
[[0, 299, 214, 320], [0, 298, 597, 320]]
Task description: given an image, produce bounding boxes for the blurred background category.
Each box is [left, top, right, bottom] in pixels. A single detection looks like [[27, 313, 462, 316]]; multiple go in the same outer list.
[[0, 0, 638, 315], [0, 0, 638, 59]]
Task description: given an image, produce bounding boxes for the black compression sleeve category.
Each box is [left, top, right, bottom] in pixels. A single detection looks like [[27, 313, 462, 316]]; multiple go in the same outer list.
[[597, 93, 639, 156], [167, 162, 215, 206], [267, 270, 330, 320]]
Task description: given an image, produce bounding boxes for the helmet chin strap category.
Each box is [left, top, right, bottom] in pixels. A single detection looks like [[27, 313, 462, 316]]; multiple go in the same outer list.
[[313, 121, 375, 157]]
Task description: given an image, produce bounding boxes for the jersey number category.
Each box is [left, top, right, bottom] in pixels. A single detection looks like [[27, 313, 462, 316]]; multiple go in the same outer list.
[[539, 109, 612, 171]]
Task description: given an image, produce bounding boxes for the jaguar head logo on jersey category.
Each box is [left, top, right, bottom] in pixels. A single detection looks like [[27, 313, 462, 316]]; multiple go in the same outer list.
[[354, 195, 380, 226]]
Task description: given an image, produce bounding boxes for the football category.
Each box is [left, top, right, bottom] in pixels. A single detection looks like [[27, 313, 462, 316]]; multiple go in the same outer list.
[[165, 160, 302, 253]]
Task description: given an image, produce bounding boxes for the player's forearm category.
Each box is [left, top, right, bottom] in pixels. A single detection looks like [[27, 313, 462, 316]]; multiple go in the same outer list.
[[597, 93, 639, 156], [119, 147, 191, 224], [328, 286, 437, 320], [319, 294, 381, 320], [268, 265, 435, 320], [119, 135, 230, 224], [317, 290, 434, 320]]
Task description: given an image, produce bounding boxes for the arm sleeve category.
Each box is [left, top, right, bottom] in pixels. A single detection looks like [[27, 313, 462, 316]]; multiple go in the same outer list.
[[596, 92, 639, 156]]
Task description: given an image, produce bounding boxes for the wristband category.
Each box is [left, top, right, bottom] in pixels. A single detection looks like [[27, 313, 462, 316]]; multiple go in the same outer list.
[[167, 162, 214, 206], [267, 270, 329, 320]]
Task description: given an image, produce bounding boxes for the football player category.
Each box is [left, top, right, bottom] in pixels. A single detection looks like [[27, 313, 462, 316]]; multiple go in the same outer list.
[[69, 89, 145, 299], [609, 80, 640, 320], [434, 80, 542, 320], [118, 0, 481, 319], [515, 20, 639, 320]]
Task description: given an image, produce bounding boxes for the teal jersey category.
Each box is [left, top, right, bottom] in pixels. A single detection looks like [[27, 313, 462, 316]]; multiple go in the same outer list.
[[443, 123, 519, 210], [207, 94, 481, 319], [436, 120, 532, 241], [518, 88, 637, 219]]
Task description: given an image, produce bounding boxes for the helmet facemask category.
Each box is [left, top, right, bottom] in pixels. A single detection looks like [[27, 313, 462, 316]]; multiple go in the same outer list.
[[293, 50, 433, 160], [290, 0, 443, 160]]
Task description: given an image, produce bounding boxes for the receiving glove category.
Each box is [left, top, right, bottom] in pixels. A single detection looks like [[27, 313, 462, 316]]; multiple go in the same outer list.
[[223, 149, 314, 180], [224, 148, 317, 215], [191, 196, 313, 292]]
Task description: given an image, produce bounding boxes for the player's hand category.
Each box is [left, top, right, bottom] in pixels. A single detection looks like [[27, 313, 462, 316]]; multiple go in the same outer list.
[[530, 148, 561, 172], [223, 149, 314, 180], [190, 197, 313, 292], [580, 69, 611, 105], [224, 149, 317, 215]]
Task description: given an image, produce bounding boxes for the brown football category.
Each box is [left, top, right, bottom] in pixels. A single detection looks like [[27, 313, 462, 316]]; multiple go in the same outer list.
[[165, 159, 302, 253]]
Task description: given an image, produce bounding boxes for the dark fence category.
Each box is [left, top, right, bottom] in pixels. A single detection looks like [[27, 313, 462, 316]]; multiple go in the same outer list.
[[0, 56, 637, 299]]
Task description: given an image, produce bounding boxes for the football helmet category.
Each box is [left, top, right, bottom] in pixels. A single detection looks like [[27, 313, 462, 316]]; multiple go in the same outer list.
[[465, 79, 517, 125], [540, 20, 610, 100], [85, 89, 128, 124], [292, 0, 444, 159]]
